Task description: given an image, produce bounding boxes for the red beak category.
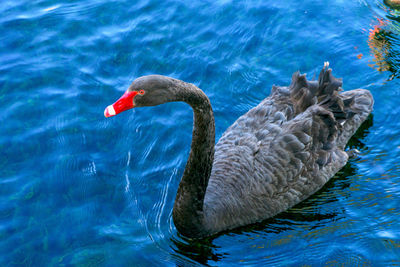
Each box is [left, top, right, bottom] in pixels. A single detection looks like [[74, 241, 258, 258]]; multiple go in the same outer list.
[[104, 91, 138, 118]]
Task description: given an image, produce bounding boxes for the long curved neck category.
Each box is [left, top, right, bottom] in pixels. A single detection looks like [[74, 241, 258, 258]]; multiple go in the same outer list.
[[171, 80, 215, 237]]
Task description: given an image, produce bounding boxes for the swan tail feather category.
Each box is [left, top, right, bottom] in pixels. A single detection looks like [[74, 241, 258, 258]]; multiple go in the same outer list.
[[337, 89, 374, 148], [288, 66, 373, 148], [289, 67, 346, 122]]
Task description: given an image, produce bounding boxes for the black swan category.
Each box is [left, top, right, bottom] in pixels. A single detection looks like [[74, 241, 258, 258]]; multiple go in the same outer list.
[[104, 63, 374, 238]]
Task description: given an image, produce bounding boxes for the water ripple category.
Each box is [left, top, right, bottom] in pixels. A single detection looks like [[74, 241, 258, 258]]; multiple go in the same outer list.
[[2, 0, 400, 266]]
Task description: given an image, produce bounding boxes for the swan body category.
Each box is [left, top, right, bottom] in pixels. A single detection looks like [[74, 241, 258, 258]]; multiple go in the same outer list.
[[104, 65, 373, 238]]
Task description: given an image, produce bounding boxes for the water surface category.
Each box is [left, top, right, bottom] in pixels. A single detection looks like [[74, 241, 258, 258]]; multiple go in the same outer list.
[[1, 0, 400, 265]]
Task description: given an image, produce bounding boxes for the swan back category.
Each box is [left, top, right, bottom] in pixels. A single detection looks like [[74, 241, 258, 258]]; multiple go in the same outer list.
[[203, 68, 373, 234]]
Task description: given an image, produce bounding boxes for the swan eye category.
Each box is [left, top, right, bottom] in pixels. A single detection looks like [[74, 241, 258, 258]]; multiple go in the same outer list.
[[138, 90, 145, 95]]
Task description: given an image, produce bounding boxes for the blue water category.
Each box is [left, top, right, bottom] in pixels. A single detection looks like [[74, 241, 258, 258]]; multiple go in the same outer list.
[[2, 0, 400, 265]]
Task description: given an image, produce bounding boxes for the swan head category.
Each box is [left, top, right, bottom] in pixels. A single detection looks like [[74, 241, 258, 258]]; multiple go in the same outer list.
[[104, 75, 177, 117]]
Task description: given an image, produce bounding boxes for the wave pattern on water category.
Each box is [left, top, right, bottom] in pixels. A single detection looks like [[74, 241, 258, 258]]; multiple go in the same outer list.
[[1, 0, 400, 266]]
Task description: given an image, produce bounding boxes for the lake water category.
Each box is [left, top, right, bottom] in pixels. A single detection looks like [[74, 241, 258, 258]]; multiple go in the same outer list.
[[2, 0, 400, 266]]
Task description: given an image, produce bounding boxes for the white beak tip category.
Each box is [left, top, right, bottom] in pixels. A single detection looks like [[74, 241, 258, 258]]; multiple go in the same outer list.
[[104, 105, 116, 118]]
